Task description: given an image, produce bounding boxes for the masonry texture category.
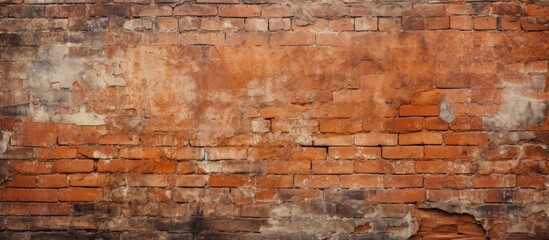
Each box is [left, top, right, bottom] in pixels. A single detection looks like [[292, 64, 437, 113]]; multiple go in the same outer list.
[[0, 0, 548, 239]]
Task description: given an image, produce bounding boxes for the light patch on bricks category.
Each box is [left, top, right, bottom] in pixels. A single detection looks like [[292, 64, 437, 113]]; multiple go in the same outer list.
[[484, 81, 547, 130], [0, 131, 13, 154], [440, 97, 455, 123]]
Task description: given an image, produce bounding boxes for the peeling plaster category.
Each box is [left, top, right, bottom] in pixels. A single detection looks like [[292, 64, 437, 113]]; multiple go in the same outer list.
[[0, 131, 13, 154]]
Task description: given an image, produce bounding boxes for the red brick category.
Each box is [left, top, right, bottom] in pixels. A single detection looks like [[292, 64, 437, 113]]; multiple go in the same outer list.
[[11, 122, 56, 147], [267, 161, 310, 174], [329, 147, 381, 160], [78, 146, 118, 159], [382, 146, 424, 159], [425, 175, 472, 189], [312, 161, 353, 174], [399, 105, 439, 117], [37, 174, 67, 188], [52, 160, 94, 173], [97, 159, 153, 173], [354, 160, 394, 173], [173, 175, 208, 187], [153, 159, 176, 173], [355, 133, 398, 146], [164, 147, 203, 160], [474, 17, 497, 30], [256, 175, 293, 188], [415, 161, 452, 173], [424, 146, 470, 159], [197, 0, 238, 3], [59, 188, 103, 202], [149, 188, 171, 202], [0, 188, 19, 201], [341, 175, 382, 189], [473, 175, 516, 188], [278, 189, 322, 202], [491, 3, 523, 16], [261, 5, 294, 17], [201, 17, 222, 31], [131, 5, 172, 17], [0, 203, 70, 216], [18, 189, 58, 202], [427, 190, 485, 203], [425, 16, 449, 30], [10, 161, 51, 174], [425, 117, 448, 130], [448, 3, 475, 15], [35, 147, 77, 159], [271, 32, 315, 46], [382, 118, 423, 133], [402, 16, 425, 30], [399, 132, 443, 145], [516, 175, 546, 189], [524, 5, 549, 16], [383, 175, 423, 188], [211, 218, 262, 232], [413, 4, 447, 16], [379, 18, 401, 31], [443, 132, 489, 145], [120, 147, 163, 159], [4, 175, 36, 188], [70, 173, 109, 187], [295, 175, 339, 189], [313, 135, 353, 146], [98, 133, 139, 145], [290, 147, 326, 161], [209, 174, 250, 187], [374, 189, 425, 203], [219, 5, 260, 17], [156, 17, 178, 32], [88, 4, 128, 17], [521, 17, 549, 31], [44, 5, 86, 18]]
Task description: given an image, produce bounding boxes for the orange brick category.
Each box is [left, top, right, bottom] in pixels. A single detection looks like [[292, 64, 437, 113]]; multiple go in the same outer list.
[[35, 147, 77, 159], [399, 132, 443, 145], [206, 147, 247, 160], [425, 175, 472, 189], [516, 176, 547, 189], [383, 175, 423, 188], [382, 118, 423, 133], [11, 161, 52, 175], [443, 132, 489, 145], [38, 174, 67, 188], [164, 147, 204, 160], [312, 161, 353, 174], [382, 146, 424, 159], [329, 18, 354, 31], [52, 160, 94, 173], [209, 174, 250, 187], [424, 146, 470, 159], [341, 175, 382, 189], [226, 32, 269, 46], [18, 189, 58, 202], [354, 160, 394, 173], [98, 133, 139, 145], [11, 121, 56, 147], [290, 147, 326, 161], [295, 175, 339, 189], [425, 16, 449, 30], [313, 134, 353, 146], [0, 203, 70, 216], [97, 159, 153, 173], [415, 161, 452, 173], [59, 188, 103, 202], [45, 5, 86, 18], [474, 17, 497, 30], [127, 174, 169, 187], [473, 175, 516, 188], [329, 147, 381, 160], [379, 18, 401, 31], [173, 175, 208, 187], [120, 147, 163, 159], [355, 17, 377, 31], [399, 105, 439, 117], [271, 32, 315, 46], [402, 16, 425, 30], [374, 189, 425, 203], [450, 15, 473, 30], [131, 5, 172, 17], [153, 159, 177, 173], [267, 161, 310, 174], [255, 188, 278, 202], [219, 5, 260, 17], [4, 176, 36, 188], [256, 175, 293, 188], [78, 146, 118, 159], [425, 117, 448, 130], [319, 119, 361, 133], [354, 133, 398, 146], [413, 4, 447, 16], [0, 188, 19, 201], [70, 173, 109, 187]]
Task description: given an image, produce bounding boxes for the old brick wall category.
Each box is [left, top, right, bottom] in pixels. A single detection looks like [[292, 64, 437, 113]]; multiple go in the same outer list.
[[0, 0, 548, 239]]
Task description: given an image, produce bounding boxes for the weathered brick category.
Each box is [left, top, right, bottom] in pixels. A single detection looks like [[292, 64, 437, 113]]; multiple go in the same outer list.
[[295, 175, 339, 189], [355, 133, 398, 146], [399, 132, 443, 145], [374, 189, 425, 203], [268, 18, 291, 31], [384, 175, 423, 188], [219, 5, 260, 17], [174, 4, 217, 16], [382, 146, 424, 159], [267, 161, 310, 174], [209, 174, 250, 187], [271, 32, 315, 46], [341, 175, 382, 189], [425, 175, 472, 189], [52, 160, 94, 173], [59, 188, 103, 202]]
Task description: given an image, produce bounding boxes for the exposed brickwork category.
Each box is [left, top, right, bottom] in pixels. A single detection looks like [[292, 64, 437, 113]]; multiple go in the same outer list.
[[0, 0, 548, 239]]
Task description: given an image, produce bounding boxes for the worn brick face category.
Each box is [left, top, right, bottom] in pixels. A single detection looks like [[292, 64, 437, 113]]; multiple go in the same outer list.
[[0, 0, 547, 239]]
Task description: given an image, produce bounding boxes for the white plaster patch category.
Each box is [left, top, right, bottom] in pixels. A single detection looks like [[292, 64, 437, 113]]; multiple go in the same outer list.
[[51, 107, 106, 126], [0, 131, 13, 154]]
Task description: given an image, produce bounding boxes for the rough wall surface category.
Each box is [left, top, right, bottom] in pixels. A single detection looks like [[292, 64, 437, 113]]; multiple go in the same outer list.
[[0, 0, 548, 239]]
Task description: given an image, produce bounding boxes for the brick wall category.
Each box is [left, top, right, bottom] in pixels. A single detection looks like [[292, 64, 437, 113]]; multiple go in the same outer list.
[[0, 0, 548, 239]]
